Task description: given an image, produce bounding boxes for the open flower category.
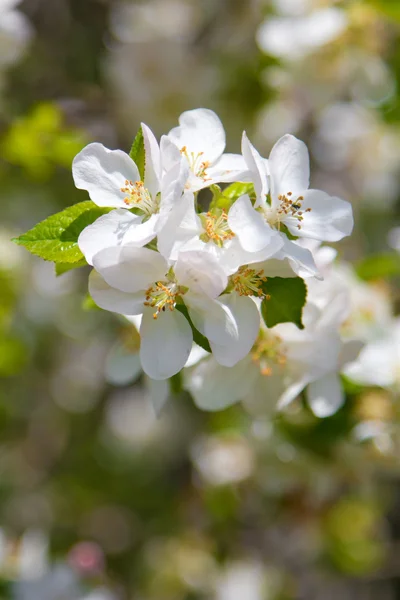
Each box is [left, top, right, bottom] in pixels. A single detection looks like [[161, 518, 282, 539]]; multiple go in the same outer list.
[[186, 293, 362, 417], [166, 108, 250, 192], [228, 133, 354, 278], [89, 246, 260, 379], [73, 124, 188, 264], [157, 190, 283, 273]]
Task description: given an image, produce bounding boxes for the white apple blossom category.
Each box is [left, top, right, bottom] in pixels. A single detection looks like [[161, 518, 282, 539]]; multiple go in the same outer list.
[[228, 132, 353, 278], [186, 292, 362, 418], [256, 7, 347, 61], [344, 318, 400, 391], [157, 189, 283, 273], [88, 245, 260, 380], [74, 124, 189, 264], [166, 108, 250, 192], [0, 0, 32, 69]]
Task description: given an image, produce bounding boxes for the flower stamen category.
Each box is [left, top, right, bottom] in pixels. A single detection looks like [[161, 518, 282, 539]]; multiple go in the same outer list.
[[120, 179, 158, 216], [251, 331, 287, 376], [180, 146, 211, 181], [144, 281, 179, 319], [231, 266, 268, 298], [201, 210, 235, 247]]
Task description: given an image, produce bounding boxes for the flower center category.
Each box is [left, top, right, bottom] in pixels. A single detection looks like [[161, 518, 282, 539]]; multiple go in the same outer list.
[[231, 266, 268, 298], [264, 191, 312, 231], [251, 331, 287, 376], [120, 179, 158, 216], [200, 210, 235, 247], [144, 271, 188, 320], [180, 146, 211, 180]]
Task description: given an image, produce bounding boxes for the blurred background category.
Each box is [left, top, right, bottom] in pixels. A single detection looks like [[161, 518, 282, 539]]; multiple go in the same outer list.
[[1, 0, 400, 598]]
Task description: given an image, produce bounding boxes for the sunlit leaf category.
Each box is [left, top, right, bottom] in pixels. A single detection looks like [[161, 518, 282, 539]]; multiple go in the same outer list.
[[261, 276, 307, 329]]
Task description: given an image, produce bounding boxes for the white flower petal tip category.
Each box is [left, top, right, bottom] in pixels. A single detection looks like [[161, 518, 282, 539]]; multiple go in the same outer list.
[[140, 308, 193, 380], [72, 143, 140, 208]]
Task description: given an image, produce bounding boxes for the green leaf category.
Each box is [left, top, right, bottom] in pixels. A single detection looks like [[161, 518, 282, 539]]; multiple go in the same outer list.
[[13, 201, 111, 263], [55, 258, 88, 276], [209, 182, 255, 212], [169, 371, 183, 395], [129, 126, 145, 181], [175, 303, 211, 353], [355, 253, 400, 281], [0, 336, 28, 376], [261, 277, 307, 329], [82, 293, 102, 311]]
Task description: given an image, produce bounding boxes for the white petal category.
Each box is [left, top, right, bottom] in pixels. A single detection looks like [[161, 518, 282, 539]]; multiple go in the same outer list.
[[146, 377, 170, 416], [160, 135, 182, 172], [276, 237, 320, 279], [122, 213, 159, 246], [187, 294, 238, 345], [338, 339, 364, 369], [157, 193, 201, 261], [184, 343, 209, 368], [78, 209, 143, 265], [186, 357, 257, 411], [277, 376, 310, 410], [159, 155, 190, 215], [209, 294, 260, 367], [206, 153, 251, 185], [72, 143, 140, 208], [218, 235, 284, 275], [269, 134, 309, 201], [105, 342, 142, 386], [140, 308, 192, 380], [167, 108, 226, 164], [89, 270, 145, 315], [286, 190, 353, 242], [175, 250, 228, 298], [228, 195, 275, 252], [92, 245, 167, 293], [241, 132, 269, 205], [307, 373, 344, 418], [141, 122, 161, 198]]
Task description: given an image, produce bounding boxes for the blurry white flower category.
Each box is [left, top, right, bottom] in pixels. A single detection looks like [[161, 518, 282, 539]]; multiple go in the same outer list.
[[111, 0, 201, 44], [215, 560, 274, 600], [0, 0, 32, 68], [191, 435, 254, 485], [388, 227, 400, 252], [256, 8, 347, 61], [344, 318, 400, 390], [187, 292, 362, 417]]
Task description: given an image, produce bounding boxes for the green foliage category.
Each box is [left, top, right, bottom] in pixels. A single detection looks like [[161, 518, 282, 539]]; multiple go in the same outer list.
[[129, 126, 146, 181], [13, 201, 110, 264], [261, 277, 307, 329], [82, 292, 102, 311], [209, 182, 255, 212], [175, 302, 211, 353], [55, 259, 87, 276], [324, 497, 385, 575], [367, 0, 400, 21], [2, 103, 86, 179], [355, 253, 400, 280], [0, 336, 28, 377], [0, 270, 16, 330]]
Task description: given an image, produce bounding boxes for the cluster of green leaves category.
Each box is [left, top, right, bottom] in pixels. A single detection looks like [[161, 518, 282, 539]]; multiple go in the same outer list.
[[13, 200, 110, 274], [2, 103, 86, 179], [0, 270, 28, 377]]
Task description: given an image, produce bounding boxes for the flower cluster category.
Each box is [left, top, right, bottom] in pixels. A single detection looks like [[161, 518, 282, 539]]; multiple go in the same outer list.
[[71, 107, 355, 413]]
